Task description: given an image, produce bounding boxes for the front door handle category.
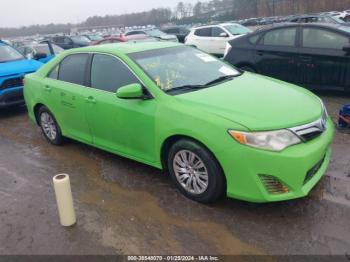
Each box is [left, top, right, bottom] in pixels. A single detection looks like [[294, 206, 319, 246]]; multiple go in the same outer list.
[[44, 85, 52, 92], [257, 50, 264, 56], [85, 96, 96, 104]]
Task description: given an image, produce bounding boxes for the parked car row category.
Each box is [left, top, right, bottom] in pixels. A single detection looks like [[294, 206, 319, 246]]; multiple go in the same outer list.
[[289, 14, 349, 26], [237, 9, 350, 27]]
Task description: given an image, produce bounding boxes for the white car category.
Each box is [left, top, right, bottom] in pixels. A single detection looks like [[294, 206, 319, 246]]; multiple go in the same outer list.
[[185, 23, 252, 56], [125, 29, 178, 42]]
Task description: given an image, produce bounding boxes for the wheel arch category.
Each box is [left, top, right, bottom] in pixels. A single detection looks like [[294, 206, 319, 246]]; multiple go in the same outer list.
[[160, 134, 224, 174], [160, 134, 227, 197], [33, 103, 46, 126]]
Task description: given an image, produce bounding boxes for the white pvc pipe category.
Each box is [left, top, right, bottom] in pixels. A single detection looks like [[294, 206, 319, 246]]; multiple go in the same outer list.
[[53, 174, 76, 227]]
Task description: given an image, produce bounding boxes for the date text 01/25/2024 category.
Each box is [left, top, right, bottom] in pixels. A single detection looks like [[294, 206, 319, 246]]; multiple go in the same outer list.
[[127, 256, 220, 261]]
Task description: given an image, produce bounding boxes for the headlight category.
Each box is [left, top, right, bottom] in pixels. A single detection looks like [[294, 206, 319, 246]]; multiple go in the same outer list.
[[228, 129, 301, 152], [319, 98, 328, 118]]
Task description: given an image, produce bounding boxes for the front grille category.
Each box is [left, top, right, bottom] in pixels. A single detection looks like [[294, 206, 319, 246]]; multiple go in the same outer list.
[[259, 175, 289, 195], [304, 156, 325, 185], [289, 109, 328, 142], [0, 77, 24, 91]]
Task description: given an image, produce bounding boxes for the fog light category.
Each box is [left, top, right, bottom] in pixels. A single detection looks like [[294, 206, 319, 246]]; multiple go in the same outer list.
[[259, 175, 289, 195]]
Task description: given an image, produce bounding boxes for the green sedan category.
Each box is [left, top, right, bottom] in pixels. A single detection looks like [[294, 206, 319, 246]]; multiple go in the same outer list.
[[24, 42, 334, 203]]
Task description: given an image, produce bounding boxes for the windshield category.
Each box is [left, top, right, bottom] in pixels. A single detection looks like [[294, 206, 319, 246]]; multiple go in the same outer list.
[[331, 16, 345, 23], [0, 45, 25, 63], [224, 24, 252, 35], [147, 29, 167, 37], [71, 36, 91, 44], [129, 46, 241, 94]]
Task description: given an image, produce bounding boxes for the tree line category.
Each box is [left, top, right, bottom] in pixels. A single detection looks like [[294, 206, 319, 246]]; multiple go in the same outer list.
[[1, 0, 350, 37], [0, 0, 251, 37]]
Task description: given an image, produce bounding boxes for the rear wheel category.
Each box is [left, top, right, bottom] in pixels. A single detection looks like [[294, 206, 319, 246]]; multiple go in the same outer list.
[[38, 106, 64, 145], [167, 139, 226, 203]]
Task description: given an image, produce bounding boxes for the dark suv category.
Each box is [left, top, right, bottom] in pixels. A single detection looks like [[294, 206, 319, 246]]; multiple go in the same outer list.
[[224, 23, 350, 92]]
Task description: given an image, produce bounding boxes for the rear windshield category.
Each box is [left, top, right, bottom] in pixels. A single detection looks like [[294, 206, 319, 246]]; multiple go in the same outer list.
[[224, 24, 252, 35], [71, 36, 91, 44]]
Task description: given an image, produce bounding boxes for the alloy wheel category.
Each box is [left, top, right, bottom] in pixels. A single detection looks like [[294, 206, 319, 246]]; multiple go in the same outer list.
[[40, 112, 57, 141], [172, 150, 209, 195]]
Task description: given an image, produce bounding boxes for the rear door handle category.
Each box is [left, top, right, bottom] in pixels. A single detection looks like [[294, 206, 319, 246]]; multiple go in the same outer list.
[[257, 50, 264, 56], [85, 96, 96, 104], [300, 56, 312, 62]]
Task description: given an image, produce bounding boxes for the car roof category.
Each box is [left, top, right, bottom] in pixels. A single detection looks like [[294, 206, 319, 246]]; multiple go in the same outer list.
[[219, 22, 241, 26], [292, 14, 331, 19], [193, 22, 239, 29], [253, 22, 350, 34], [70, 41, 180, 55]]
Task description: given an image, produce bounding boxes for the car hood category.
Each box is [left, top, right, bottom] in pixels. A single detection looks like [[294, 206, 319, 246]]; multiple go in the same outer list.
[[175, 73, 323, 131], [0, 59, 43, 78]]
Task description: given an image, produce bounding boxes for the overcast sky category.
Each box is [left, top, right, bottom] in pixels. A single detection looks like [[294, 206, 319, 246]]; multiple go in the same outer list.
[[0, 0, 197, 28]]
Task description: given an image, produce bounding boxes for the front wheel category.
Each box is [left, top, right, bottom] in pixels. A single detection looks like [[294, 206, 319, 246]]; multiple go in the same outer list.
[[167, 139, 226, 203], [38, 106, 64, 145]]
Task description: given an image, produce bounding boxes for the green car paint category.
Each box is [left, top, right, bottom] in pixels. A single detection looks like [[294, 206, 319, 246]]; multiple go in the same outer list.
[[24, 42, 334, 203]]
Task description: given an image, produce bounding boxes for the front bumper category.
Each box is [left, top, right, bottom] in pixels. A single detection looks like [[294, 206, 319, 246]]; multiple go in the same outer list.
[[0, 87, 24, 108], [216, 118, 335, 203]]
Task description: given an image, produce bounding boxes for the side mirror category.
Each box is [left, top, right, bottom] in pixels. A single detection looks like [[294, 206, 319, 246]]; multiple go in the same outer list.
[[34, 52, 47, 60], [343, 44, 350, 53], [116, 83, 144, 99], [219, 32, 229, 37]]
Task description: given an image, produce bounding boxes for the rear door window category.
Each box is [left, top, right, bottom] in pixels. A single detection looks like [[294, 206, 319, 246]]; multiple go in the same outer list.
[[211, 27, 225, 37], [262, 28, 297, 46], [58, 54, 89, 85], [302, 28, 349, 50], [194, 28, 212, 37]]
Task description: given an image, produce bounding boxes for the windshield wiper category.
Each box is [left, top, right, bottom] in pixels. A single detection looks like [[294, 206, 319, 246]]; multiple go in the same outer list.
[[204, 75, 236, 86], [166, 75, 238, 94], [165, 84, 207, 93]]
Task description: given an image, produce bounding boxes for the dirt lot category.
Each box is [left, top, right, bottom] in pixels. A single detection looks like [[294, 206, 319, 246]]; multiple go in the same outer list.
[[0, 92, 349, 255]]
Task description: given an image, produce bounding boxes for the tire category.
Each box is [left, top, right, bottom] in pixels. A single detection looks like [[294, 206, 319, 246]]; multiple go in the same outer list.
[[167, 139, 226, 203], [38, 106, 64, 145], [239, 65, 256, 73]]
